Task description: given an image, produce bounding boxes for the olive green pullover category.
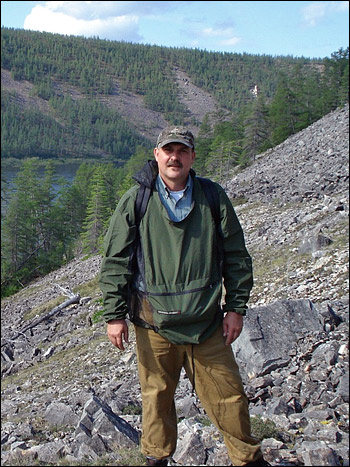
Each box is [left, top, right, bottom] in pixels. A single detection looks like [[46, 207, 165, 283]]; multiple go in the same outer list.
[[99, 161, 253, 345]]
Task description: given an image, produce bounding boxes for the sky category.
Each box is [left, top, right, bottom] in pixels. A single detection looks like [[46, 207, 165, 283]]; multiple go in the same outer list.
[[1, 1, 349, 59]]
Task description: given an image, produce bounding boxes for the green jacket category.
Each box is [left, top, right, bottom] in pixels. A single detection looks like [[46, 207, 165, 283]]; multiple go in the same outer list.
[[99, 161, 253, 345]]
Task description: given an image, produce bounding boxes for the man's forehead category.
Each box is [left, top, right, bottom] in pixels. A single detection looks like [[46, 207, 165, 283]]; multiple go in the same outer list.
[[161, 142, 192, 150]]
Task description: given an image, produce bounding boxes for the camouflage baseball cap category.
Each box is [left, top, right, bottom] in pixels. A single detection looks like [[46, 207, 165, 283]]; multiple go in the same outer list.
[[156, 126, 195, 149]]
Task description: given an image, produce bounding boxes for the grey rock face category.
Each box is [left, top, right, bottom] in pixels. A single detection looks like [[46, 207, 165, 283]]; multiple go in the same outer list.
[[232, 299, 324, 379]]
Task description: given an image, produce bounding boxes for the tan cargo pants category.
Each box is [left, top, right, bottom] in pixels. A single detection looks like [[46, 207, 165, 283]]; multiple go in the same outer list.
[[135, 325, 262, 466]]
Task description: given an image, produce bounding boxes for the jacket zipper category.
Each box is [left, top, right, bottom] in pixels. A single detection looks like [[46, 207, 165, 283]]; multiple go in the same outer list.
[[146, 281, 219, 297]]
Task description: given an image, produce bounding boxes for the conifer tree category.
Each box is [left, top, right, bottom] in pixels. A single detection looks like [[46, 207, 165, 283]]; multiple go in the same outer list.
[[2, 159, 41, 275], [1, 159, 59, 293], [204, 137, 240, 183], [269, 73, 299, 145], [242, 94, 271, 161], [55, 162, 96, 253], [322, 47, 349, 111], [81, 165, 112, 254], [116, 146, 150, 198]]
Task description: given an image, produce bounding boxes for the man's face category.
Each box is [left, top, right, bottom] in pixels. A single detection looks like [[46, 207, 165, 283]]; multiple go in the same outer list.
[[154, 143, 195, 189]]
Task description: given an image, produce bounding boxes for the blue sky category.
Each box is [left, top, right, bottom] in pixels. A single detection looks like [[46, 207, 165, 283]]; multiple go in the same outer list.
[[1, 1, 349, 58]]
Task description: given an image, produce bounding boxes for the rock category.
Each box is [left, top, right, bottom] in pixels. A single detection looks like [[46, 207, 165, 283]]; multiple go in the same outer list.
[[44, 402, 79, 427], [173, 420, 207, 465], [72, 395, 140, 458], [298, 234, 333, 254], [30, 441, 67, 464], [231, 299, 324, 380], [297, 442, 341, 466], [336, 372, 349, 401]]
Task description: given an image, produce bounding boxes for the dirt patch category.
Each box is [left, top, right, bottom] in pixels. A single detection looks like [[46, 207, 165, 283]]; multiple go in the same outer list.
[[1, 69, 52, 115]]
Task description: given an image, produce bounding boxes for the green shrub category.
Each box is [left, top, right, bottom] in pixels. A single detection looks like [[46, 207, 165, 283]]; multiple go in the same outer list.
[[122, 404, 142, 415], [251, 415, 279, 440]]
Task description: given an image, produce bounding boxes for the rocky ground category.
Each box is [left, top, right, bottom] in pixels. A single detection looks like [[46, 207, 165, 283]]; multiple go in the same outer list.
[[1, 105, 349, 466]]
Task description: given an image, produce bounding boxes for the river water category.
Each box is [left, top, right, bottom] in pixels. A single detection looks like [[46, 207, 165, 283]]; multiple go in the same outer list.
[[1, 161, 94, 215], [1, 161, 83, 189]]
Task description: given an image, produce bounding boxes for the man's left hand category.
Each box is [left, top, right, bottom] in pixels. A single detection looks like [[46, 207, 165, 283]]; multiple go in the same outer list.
[[223, 312, 243, 345]]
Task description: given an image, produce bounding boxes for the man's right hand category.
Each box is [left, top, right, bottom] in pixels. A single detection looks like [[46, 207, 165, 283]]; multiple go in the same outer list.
[[107, 319, 129, 351]]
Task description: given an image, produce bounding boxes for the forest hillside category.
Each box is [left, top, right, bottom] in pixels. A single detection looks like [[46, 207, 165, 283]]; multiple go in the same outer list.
[[1, 27, 348, 161]]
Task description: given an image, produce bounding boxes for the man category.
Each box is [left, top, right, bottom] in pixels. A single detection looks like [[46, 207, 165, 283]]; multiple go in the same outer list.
[[99, 126, 270, 466]]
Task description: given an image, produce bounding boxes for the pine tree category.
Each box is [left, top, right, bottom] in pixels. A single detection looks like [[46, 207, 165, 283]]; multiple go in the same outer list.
[[81, 165, 111, 254], [322, 47, 349, 110], [242, 94, 271, 161], [116, 146, 150, 199], [269, 73, 299, 145], [204, 137, 240, 183], [2, 159, 47, 293], [1, 159, 73, 295]]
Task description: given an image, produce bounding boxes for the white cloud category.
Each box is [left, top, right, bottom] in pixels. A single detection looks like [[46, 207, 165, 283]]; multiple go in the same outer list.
[[42, 1, 178, 19], [302, 1, 349, 27], [219, 37, 241, 47], [23, 2, 139, 40], [202, 26, 235, 38], [197, 24, 241, 49], [22, 2, 242, 50], [302, 2, 327, 27], [23, 1, 190, 41]]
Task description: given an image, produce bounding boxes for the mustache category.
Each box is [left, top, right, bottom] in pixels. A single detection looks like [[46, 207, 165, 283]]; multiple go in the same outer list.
[[167, 161, 183, 168]]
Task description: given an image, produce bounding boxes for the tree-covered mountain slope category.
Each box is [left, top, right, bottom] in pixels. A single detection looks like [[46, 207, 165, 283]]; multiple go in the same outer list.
[[2, 27, 348, 161]]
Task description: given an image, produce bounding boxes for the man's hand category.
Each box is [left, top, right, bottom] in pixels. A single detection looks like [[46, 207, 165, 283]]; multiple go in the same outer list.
[[222, 312, 243, 345], [107, 319, 129, 351]]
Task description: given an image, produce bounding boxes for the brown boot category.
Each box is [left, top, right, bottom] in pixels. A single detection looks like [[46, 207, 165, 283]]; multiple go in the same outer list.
[[146, 457, 168, 466]]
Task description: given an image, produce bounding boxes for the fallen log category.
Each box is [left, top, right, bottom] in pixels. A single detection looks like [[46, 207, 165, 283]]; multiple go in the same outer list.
[[1, 285, 81, 346]]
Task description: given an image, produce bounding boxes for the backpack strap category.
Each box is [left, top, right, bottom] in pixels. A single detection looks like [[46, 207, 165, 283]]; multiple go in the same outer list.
[[198, 177, 224, 274], [197, 177, 221, 229], [135, 184, 152, 226], [129, 184, 152, 274]]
